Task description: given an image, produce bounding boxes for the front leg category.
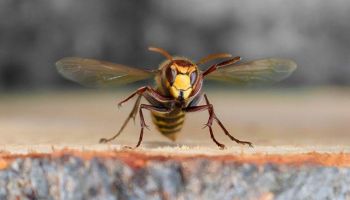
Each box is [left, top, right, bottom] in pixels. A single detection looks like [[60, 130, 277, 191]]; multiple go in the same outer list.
[[118, 86, 174, 107], [202, 56, 241, 77]]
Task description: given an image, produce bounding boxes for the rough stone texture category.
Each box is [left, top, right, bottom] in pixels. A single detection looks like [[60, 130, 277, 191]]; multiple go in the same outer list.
[[0, 152, 350, 200]]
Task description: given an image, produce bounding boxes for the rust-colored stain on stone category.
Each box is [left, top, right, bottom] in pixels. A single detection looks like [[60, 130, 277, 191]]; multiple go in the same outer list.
[[0, 149, 350, 169]]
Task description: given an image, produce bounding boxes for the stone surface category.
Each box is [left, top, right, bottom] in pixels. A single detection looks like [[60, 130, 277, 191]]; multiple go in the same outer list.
[[0, 150, 349, 200]]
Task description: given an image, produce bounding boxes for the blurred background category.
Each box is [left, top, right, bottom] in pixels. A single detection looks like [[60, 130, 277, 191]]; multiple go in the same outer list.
[[0, 0, 350, 91], [0, 0, 349, 146]]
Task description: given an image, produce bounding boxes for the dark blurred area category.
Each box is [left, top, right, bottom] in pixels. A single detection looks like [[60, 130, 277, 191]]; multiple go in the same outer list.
[[0, 0, 349, 91]]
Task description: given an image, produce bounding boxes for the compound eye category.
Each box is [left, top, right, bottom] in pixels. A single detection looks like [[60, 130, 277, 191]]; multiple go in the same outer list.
[[190, 71, 197, 85], [166, 66, 177, 85]]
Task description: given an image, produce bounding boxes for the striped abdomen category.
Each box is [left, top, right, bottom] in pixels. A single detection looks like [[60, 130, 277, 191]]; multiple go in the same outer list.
[[151, 110, 185, 141]]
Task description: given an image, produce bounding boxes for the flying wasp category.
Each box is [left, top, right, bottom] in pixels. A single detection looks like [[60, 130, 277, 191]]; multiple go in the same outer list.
[[56, 47, 296, 149]]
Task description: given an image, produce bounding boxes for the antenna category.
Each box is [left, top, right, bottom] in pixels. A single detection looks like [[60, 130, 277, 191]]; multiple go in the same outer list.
[[148, 46, 173, 61]]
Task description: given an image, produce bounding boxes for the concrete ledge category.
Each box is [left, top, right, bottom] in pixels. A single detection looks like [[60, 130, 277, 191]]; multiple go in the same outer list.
[[0, 148, 349, 199]]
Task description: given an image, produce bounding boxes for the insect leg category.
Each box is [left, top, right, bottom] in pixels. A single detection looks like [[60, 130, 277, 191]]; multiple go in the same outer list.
[[184, 102, 225, 149], [183, 104, 215, 127], [208, 125, 225, 149], [131, 104, 171, 148], [202, 56, 241, 77], [99, 94, 142, 143], [118, 86, 174, 107], [203, 94, 253, 147]]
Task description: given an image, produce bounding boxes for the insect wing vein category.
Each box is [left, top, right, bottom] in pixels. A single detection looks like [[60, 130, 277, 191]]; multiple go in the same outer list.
[[205, 58, 296, 85], [56, 57, 155, 87]]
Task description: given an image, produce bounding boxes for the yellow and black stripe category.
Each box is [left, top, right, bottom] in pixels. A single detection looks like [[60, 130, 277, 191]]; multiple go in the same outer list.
[[151, 110, 185, 141]]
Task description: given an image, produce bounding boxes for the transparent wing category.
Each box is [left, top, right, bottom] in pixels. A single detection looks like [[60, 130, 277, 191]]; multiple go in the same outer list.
[[56, 57, 156, 87], [205, 58, 297, 85]]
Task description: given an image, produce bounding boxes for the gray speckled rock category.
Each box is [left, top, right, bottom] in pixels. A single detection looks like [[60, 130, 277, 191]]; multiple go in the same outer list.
[[0, 155, 349, 200]]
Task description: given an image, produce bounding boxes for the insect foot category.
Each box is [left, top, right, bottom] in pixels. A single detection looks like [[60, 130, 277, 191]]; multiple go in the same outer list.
[[239, 141, 254, 148], [99, 138, 110, 143], [122, 146, 134, 150], [218, 144, 226, 150]]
